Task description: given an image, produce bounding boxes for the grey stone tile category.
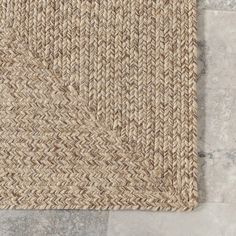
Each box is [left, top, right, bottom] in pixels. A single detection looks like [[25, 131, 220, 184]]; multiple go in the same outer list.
[[198, 87, 236, 152], [0, 210, 108, 236], [199, 151, 236, 203], [107, 203, 236, 236], [198, 10, 236, 152], [199, 0, 236, 10], [198, 10, 236, 89], [197, 10, 236, 203]]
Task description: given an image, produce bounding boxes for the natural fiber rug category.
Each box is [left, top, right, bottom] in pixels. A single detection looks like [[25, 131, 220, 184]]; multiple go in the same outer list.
[[0, 0, 198, 210]]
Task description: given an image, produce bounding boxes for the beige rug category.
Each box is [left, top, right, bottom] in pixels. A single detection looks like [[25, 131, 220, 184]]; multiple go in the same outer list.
[[0, 0, 198, 210]]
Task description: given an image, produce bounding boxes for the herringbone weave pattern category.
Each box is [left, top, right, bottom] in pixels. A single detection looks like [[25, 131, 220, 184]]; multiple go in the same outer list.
[[0, 0, 198, 210]]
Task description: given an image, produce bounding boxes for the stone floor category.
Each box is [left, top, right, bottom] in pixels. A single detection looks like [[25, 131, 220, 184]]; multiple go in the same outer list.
[[1, 1, 236, 235]]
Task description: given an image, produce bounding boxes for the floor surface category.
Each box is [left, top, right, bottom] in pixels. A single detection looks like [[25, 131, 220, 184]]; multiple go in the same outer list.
[[1, 1, 236, 235]]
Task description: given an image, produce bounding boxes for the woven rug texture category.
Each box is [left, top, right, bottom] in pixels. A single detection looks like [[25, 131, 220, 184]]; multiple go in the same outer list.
[[0, 0, 198, 210]]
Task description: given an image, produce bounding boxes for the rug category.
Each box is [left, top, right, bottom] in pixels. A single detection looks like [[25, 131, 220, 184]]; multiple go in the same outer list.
[[0, 0, 198, 210]]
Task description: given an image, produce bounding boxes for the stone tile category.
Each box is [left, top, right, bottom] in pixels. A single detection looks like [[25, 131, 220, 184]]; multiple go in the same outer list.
[[199, 0, 236, 10], [198, 10, 236, 152], [199, 151, 236, 203], [0, 210, 108, 236], [198, 87, 236, 152], [198, 10, 236, 89], [107, 203, 236, 236], [197, 10, 236, 204]]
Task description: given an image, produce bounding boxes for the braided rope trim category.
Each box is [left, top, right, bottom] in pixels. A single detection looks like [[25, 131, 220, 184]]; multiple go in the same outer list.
[[0, 0, 198, 211]]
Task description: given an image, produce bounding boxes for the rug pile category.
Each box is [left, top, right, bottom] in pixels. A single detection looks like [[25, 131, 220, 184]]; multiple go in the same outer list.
[[0, 0, 198, 210]]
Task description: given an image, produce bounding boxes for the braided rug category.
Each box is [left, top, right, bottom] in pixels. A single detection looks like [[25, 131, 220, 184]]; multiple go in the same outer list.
[[0, 0, 198, 210]]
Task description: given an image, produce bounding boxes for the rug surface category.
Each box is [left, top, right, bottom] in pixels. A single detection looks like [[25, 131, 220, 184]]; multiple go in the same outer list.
[[0, 0, 198, 210]]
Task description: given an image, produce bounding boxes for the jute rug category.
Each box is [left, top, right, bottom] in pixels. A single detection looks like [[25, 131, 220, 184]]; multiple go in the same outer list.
[[0, 0, 198, 210]]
